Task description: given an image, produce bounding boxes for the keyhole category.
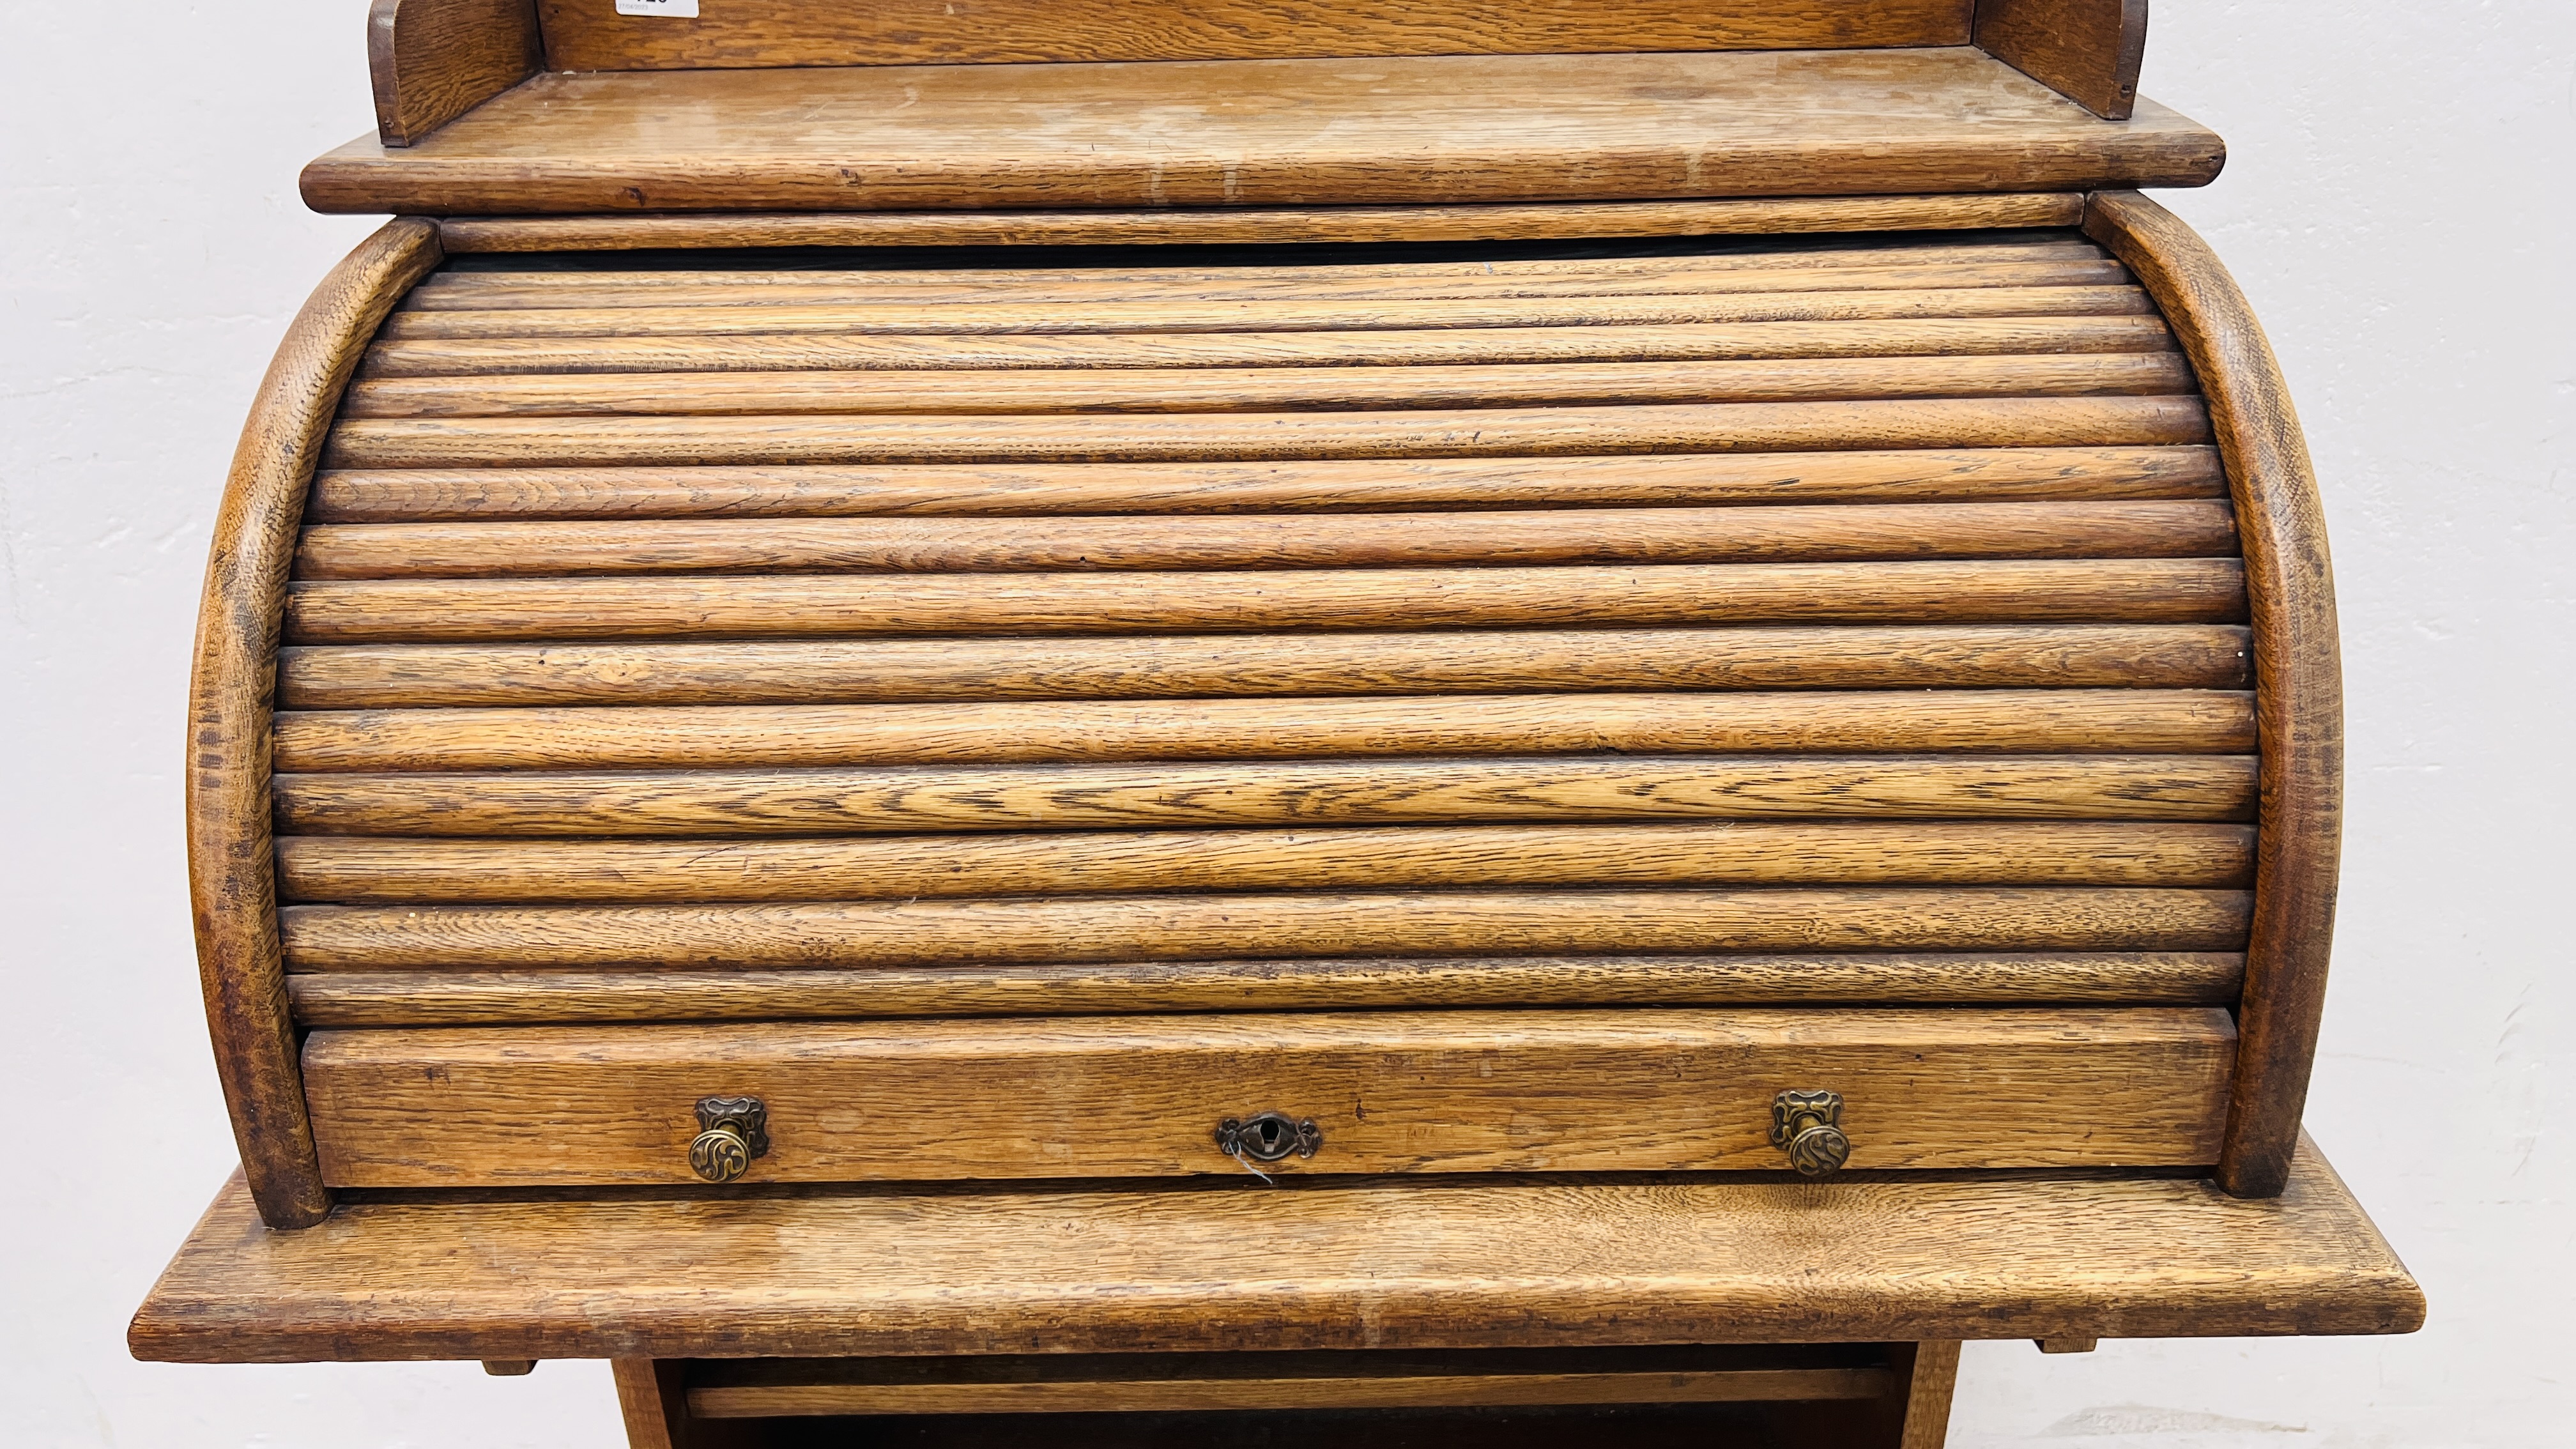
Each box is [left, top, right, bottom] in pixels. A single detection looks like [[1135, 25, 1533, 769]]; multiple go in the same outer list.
[[1254, 1118, 1285, 1152]]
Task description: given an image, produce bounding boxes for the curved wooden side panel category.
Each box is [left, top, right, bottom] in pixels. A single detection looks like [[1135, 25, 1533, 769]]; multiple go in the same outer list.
[[2082, 191, 2341, 1198], [189, 220, 446, 1229]]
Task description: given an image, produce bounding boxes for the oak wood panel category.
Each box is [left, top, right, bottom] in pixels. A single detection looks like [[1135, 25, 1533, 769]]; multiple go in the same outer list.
[[123, 1138, 2426, 1361], [185, 220, 445, 1231], [303, 447, 2228, 521], [296, 52, 2225, 215], [431, 194, 2089, 251], [286, 952, 2250, 1027], [293, 499, 2237, 578], [2085, 192, 2345, 1200], [402, 256, 2128, 310], [317, 397, 2214, 471], [275, 624, 2256, 709], [686, 1351, 1890, 1417], [368, 0, 544, 147], [534, 0, 1972, 70], [377, 288, 2159, 341], [271, 754, 2258, 838], [298, 1008, 2236, 1183], [1900, 1341, 1964, 1448], [613, 1358, 688, 1449], [276, 888, 2254, 970], [357, 316, 2177, 378], [279, 560, 2251, 643], [275, 820, 2258, 903], [339, 351, 2191, 420], [270, 691, 2258, 773], [397, 259, 2133, 314], [1975, 0, 2150, 119], [413, 238, 2109, 299]]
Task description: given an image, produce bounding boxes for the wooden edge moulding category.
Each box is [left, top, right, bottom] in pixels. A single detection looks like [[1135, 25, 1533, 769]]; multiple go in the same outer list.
[[188, 218, 443, 1229], [2082, 190, 2345, 1199]]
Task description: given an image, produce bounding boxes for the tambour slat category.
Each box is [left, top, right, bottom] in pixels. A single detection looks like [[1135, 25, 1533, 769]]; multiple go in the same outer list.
[[319, 397, 2212, 470], [374, 286, 2159, 342], [271, 755, 2258, 838], [276, 888, 2255, 970], [357, 316, 2178, 378], [295, 500, 2236, 579], [286, 952, 2248, 1027], [273, 822, 2257, 903], [303, 447, 2229, 523], [281, 560, 2249, 643], [276, 624, 2255, 709], [415, 239, 2108, 296], [396, 259, 2131, 312], [271, 693, 2258, 773], [337, 352, 2192, 420]]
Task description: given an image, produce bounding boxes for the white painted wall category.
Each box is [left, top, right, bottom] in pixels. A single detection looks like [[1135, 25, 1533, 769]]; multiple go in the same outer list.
[[1, 3, 2566, 1443]]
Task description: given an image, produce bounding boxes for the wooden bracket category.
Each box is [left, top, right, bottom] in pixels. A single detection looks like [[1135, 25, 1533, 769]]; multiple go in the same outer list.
[[369, 0, 544, 147], [1975, 0, 2150, 119]]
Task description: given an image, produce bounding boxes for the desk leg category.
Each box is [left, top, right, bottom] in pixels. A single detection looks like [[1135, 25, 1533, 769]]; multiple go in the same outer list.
[[1897, 1341, 1963, 1448], [613, 1359, 685, 1449]]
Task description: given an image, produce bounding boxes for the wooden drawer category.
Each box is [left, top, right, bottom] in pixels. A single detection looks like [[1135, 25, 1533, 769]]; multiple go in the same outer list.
[[303, 1007, 2234, 1186]]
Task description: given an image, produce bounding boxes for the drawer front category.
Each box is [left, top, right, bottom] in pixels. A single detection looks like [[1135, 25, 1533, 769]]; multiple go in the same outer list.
[[303, 1007, 2234, 1186]]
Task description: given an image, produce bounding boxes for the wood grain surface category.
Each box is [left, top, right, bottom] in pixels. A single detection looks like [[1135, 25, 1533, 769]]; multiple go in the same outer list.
[[367, 0, 542, 147], [273, 818, 2256, 900], [187, 220, 443, 1230], [409, 235, 2110, 289], [277, 560, 2244, 642], [304, 447, 2227, 521], [398, 249, 2126, 307], [275, 888, 2253, 970], [298, 1007, 2235, 1183], [533, 0, 1972, 70], [226, 229, 2315, 1205], [296, 50, 2225, 215], [432, 194, 2088, 252], [1974, 0, 2150, 119], [275, 624, 2255, 709], [684, 1347, 1893, 1417], [338, 352, 2189, 418], [374, 289, 2160, 341], [286, 952, 2250, 1027], [290, 500, 2233, 578], [270, 754, 2257, 838], [268, 691, 2257, 771], [356, 314, 2173, 378], [125, 1136, 2423, 1361], [2085, 193, 2345, 1199]]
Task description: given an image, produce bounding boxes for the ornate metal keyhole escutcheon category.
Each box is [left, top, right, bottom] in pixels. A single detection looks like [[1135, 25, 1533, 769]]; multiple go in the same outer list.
[[1770, 1089, 1851, 1177], [688, 1095, 770, 1183], [1215, 1110, 1322, 1163]]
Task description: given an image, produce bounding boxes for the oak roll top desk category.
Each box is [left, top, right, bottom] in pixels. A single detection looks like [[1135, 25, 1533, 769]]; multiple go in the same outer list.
[[134, 3, 2423, 1443]]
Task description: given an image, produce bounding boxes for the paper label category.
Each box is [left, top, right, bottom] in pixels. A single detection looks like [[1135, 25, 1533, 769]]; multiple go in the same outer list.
[[616, 0, 700, 16]]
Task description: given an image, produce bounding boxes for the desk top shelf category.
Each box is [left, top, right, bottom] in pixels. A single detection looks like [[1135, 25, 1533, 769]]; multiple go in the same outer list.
[[304, 46, 2222, 216]]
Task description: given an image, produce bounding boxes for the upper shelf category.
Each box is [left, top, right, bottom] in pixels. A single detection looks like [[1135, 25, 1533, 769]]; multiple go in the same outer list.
[[303, 46, 2223, 217]]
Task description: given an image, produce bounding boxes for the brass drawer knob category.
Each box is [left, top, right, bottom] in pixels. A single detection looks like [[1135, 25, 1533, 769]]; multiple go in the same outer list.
[[1216, 1110, 1322, 1164], [1770, 1089, 1851, 1177], [688, 1095, 770, 1183]]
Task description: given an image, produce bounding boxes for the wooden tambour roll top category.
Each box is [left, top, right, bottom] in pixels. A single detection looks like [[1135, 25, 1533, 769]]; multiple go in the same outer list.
[[184, 3, 2343, 1237]]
